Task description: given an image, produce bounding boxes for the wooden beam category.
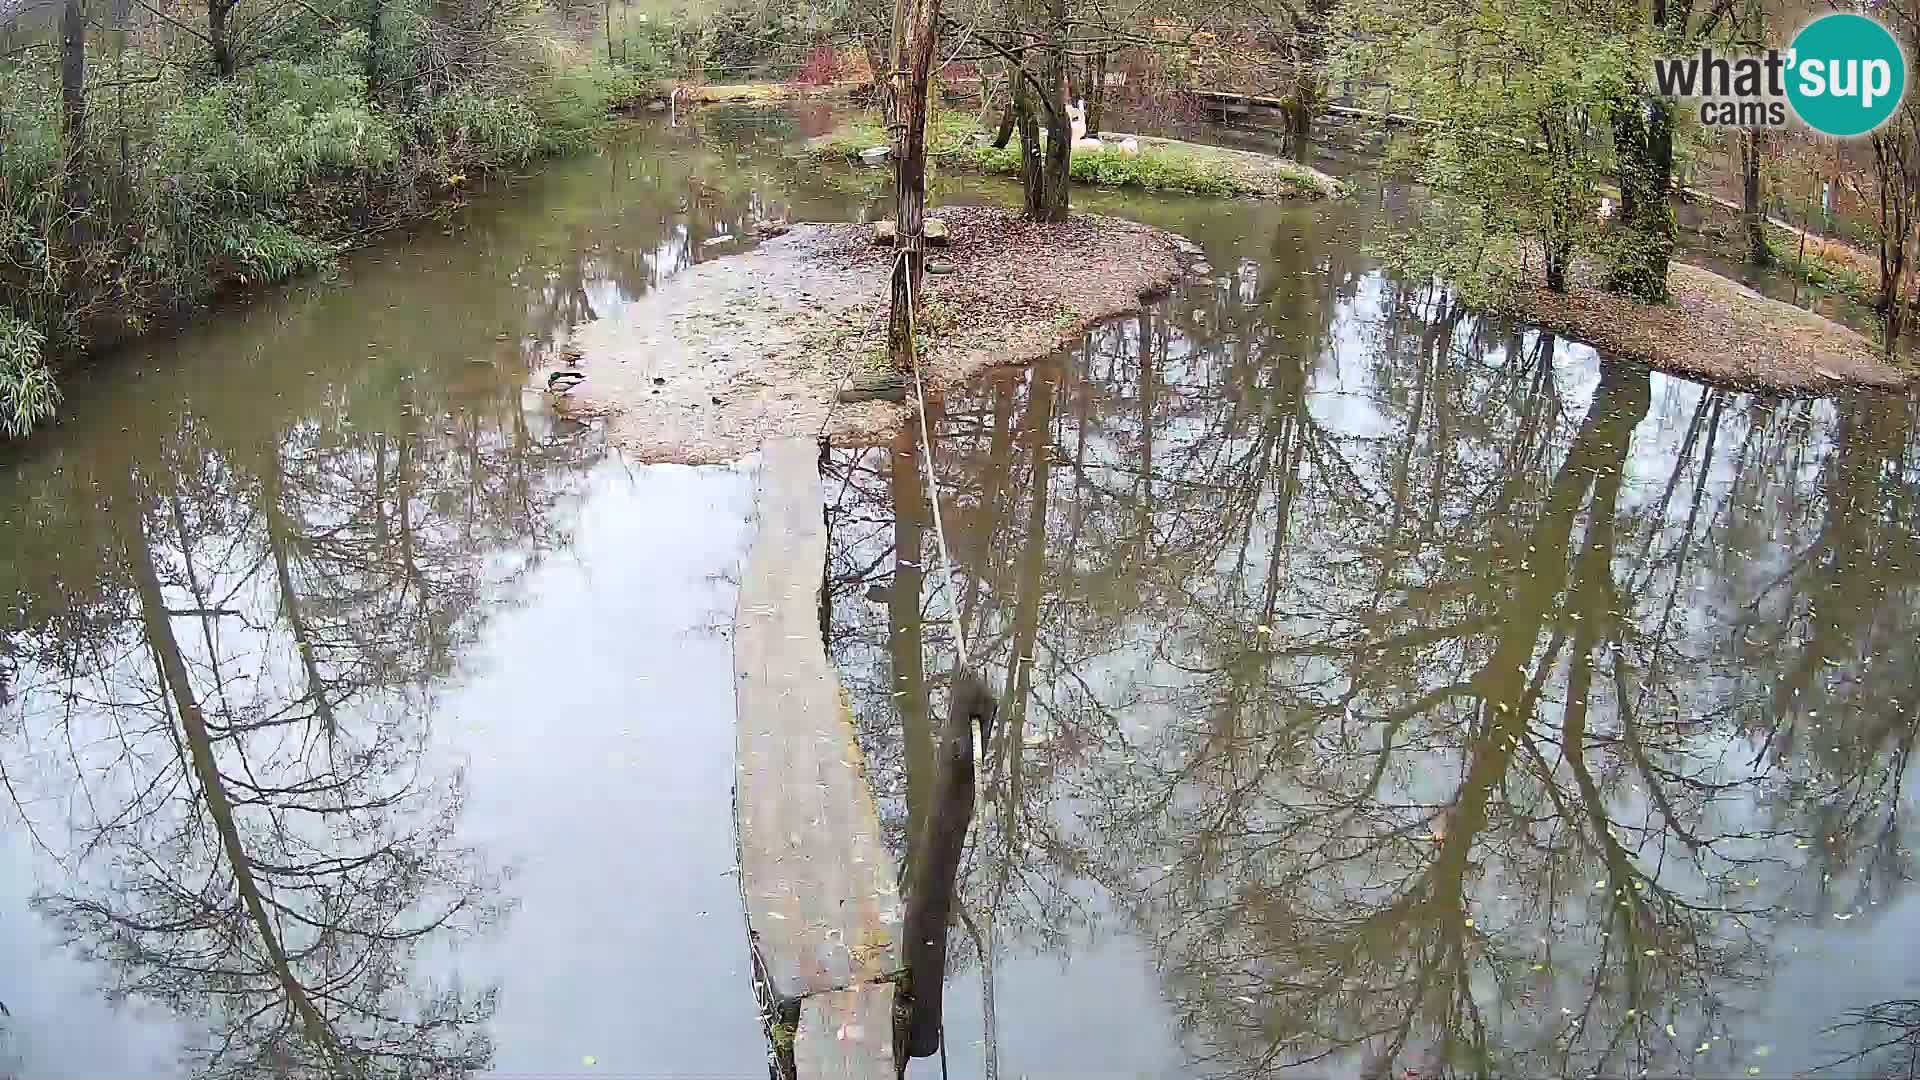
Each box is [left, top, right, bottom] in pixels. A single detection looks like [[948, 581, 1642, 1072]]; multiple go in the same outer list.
[[734, 438, 904, 1009]]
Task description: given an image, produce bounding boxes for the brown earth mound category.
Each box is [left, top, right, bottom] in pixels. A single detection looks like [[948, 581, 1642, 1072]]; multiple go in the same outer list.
[[552, 205, 1192, 463], [1513, 261, 1911, 394]]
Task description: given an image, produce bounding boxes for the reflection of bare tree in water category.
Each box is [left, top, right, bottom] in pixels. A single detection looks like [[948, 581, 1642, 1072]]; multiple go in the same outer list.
[[827, 261, 1920, 1080], [1823, 999, 1920, 1079], [3, 369, 602, 1077]]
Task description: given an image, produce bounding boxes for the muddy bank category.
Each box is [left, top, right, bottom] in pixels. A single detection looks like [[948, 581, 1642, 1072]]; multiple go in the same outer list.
[[1508, 261, 1911, 394], [553, 205, 1191, 463]]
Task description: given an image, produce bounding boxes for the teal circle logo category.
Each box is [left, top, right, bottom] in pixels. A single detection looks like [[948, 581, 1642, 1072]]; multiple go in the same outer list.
[[1787, 13, 1906, 136]]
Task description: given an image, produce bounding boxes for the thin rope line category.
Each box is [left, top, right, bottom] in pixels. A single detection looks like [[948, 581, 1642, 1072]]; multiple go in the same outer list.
[[898, 245, 970, 670]]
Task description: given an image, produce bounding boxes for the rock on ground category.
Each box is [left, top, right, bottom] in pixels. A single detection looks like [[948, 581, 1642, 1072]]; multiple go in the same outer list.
[[550, 206, 1193, 464]]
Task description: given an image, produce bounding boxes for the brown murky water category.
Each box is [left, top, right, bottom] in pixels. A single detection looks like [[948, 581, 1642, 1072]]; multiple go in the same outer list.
[[826, 213, 1920, 1078], [1, 105, 1914, 1079]]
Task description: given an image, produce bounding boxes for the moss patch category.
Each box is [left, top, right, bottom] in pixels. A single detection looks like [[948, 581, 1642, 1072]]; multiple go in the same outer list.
[[803, 112, 1344, 199]]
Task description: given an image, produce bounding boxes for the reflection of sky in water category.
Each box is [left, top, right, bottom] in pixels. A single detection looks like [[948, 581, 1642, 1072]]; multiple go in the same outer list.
[[433, 461, 764, 1079], [1, 106, 1916, 1080], [834, 246, 1920, 1080], [0, 833, 188, 1078]]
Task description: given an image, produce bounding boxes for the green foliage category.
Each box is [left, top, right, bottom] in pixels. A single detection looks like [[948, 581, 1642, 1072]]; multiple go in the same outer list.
[[0, 3, 653, 437], [1338, 0, 1633, 295], [422, 90, 544, 168], [210, 216, 337, 284], [0, 310, 59, 439], [807, 112, 1320, 198]]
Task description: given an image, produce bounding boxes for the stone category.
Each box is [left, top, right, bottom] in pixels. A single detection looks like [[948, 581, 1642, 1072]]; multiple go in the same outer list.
[[837, 373, 906, 403], [926, 258, 955, 276], [925, 218, 949, 246], [859, 145, 890, 165], [872, 220, 896, 246]]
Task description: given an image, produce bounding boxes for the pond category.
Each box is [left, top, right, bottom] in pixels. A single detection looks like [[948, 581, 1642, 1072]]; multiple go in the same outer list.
[[2, 105, 1916, 1079]]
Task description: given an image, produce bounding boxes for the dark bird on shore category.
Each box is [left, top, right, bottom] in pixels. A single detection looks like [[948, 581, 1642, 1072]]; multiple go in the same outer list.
[[547, 370, 586, 394]]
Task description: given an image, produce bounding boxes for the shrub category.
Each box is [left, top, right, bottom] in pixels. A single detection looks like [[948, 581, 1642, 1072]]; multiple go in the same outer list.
[[0, 310, 59, 438], [528, 67, 623, 154], [422, 89, 544, 169]]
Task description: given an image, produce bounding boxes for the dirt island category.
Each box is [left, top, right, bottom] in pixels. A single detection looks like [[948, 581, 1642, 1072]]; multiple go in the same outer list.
[[548, 205, 1196, 464]]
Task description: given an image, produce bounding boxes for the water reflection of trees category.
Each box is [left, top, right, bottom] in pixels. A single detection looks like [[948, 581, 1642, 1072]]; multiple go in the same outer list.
[[0, 341, 603, 1076], [825, 253, 1920, 1079]]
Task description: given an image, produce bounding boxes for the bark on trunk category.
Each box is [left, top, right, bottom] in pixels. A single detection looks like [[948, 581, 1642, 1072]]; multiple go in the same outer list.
[[886, 0, 938, 372], [365, 0, 383, 99], [991, 97, 1015, 148], [1035, 17, 1071, 223], [209, 0, 234, 75], [1086, 52, 1106, 135], [1873, 130, 1914, 347], [1014, 66, 1044, 219], [1742, 127, 1772, 265], [1607, 94, 1676, 303], [60, 0, 90, 235]]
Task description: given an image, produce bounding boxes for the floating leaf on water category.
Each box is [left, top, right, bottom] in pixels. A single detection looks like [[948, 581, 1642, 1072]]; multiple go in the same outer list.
[[1666, 1025, 1679, 1038], [1755, 1047, 1772, 1058], [1697, 1043, 1712, 1054], [583, 1056, 598, 1067], [1833, 912, 1854, 921], [1644, 949, 1659, 957]]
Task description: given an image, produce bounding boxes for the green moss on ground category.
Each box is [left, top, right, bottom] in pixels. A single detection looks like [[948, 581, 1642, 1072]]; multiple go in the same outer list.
[[804, 112, 1343, 199]]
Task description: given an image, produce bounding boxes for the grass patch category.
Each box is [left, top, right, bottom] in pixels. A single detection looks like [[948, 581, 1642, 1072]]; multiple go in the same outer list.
[[803, 111, 1342, 199], [1764, 223, 1880, 308]]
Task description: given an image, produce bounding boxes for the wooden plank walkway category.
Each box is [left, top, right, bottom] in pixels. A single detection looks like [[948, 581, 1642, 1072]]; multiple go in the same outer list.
[[793, 984, 898, 1080], [734, 437, 903, 1077]]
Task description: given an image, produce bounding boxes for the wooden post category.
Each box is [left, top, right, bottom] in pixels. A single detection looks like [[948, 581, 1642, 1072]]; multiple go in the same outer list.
[[886, 0, 938, 373]]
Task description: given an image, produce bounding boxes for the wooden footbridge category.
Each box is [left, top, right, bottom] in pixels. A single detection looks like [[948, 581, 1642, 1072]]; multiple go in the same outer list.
[[733, 437, 901, 1080]]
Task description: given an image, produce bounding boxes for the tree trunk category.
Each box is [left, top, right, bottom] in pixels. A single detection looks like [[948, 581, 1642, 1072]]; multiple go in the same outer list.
[[1035, 14, 1071, 223], [991, 97, 1014, 148], [60, 0, 89, 232], [1607, 93, 1676, 303], [1086, 51, 1106, 136], [208, 0, 234, 75], [365, 0, 383, 100], [1873, 131, 1913, 348], [1742, 128, 1772, 266], [1014, 65, 1044, 219], [885, 0, 938, 372]]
